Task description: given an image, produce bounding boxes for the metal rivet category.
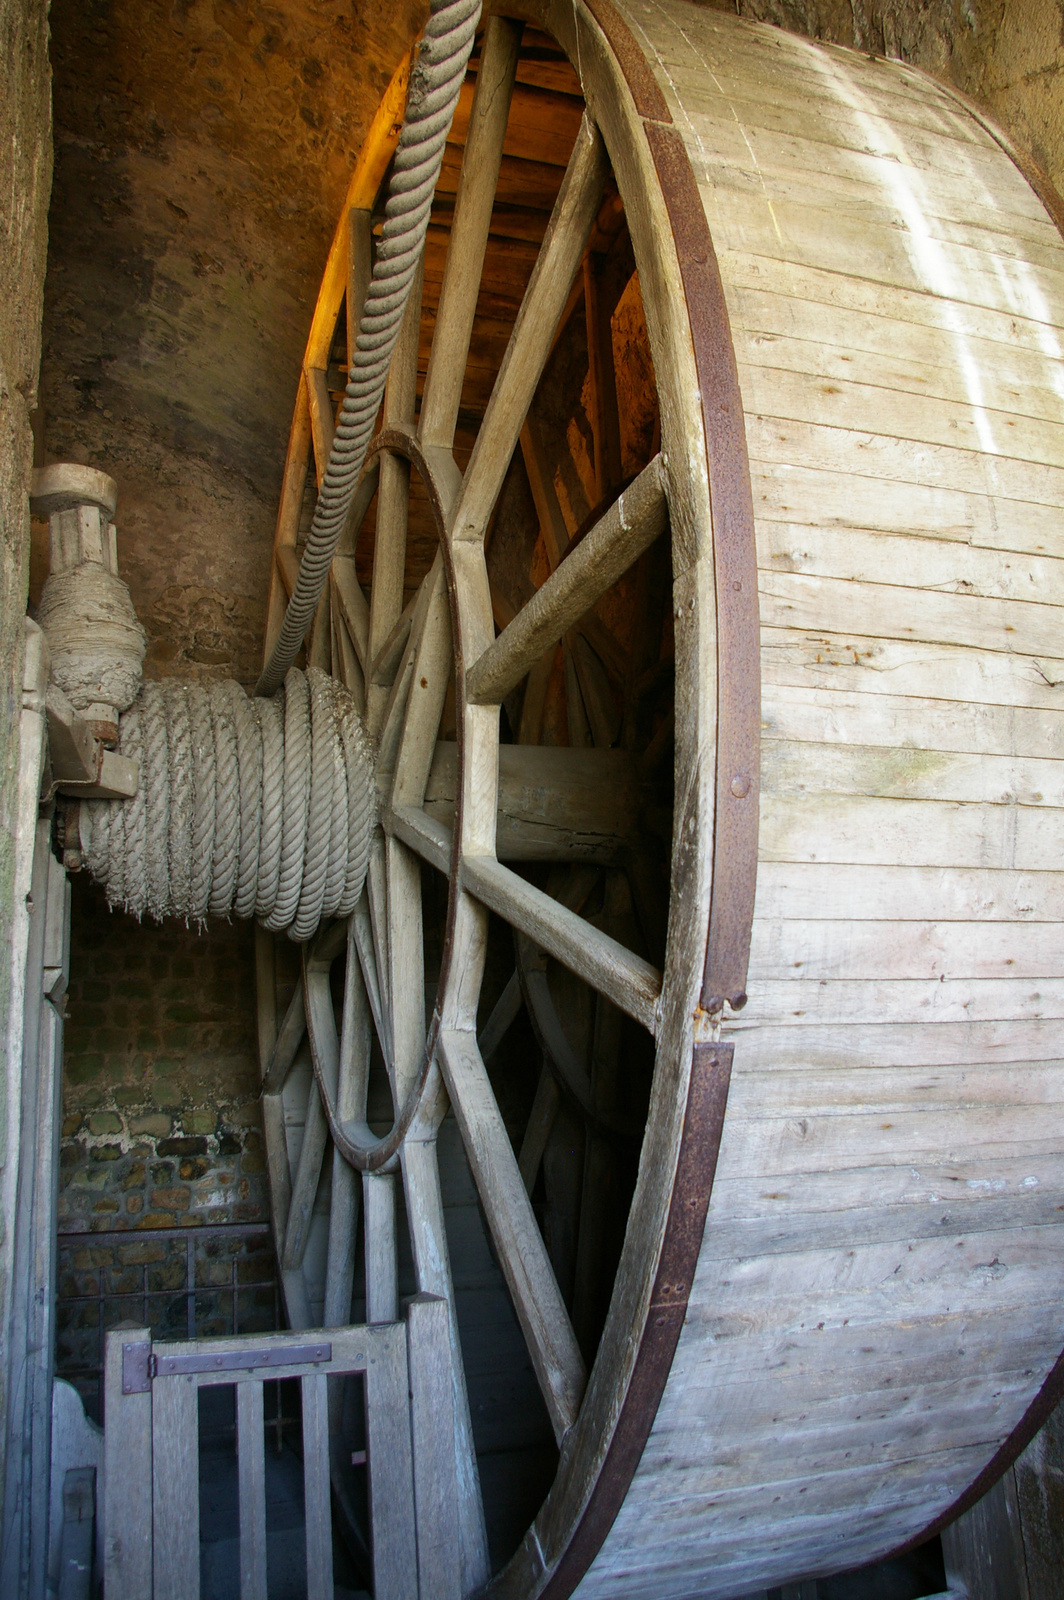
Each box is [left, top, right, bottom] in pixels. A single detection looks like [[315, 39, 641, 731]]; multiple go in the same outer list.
[[731, 775, 751, 799]]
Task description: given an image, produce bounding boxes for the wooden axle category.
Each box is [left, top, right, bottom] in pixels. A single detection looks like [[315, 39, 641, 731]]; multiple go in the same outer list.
[[420, 742, 650, 861]]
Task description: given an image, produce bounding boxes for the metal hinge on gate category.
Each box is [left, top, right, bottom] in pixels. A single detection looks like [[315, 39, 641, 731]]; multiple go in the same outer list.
[[122, 1339, 332, 1393]]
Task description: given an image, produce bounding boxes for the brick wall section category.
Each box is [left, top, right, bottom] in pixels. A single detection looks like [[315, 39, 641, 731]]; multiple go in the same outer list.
[[59, 873, 269, 1233]]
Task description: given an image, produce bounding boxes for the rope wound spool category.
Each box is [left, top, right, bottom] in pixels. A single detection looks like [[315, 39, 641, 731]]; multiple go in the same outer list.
[[77, 668, 375, 942]]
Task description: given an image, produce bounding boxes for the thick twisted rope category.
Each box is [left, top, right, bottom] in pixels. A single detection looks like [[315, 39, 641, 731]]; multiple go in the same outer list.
[[82, 669, 375, 942], [255, 0, 481, 697]]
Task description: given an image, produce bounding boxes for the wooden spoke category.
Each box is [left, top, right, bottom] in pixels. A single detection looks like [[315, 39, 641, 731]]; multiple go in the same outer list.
[[462, 855, 661, 1033], [438, 1028, 586, 1441], [387, 803, 660, 1031], [478, 969, 521, 1064], [466, 453, 666, 705], [420, 15, 522, 450], [451, 114, 608, 544], [282, 1081, 329, 1272], [330, 550, 370, 667]]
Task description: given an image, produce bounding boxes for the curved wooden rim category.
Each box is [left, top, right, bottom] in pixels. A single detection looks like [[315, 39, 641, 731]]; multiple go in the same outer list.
[[483, 2, 758, 1593], [537, 1041, 733, 1599]]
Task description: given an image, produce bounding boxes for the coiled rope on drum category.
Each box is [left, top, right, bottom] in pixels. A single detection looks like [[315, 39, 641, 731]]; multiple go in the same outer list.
[[254, 0, 481, 697], [80, 668, 374, 942]]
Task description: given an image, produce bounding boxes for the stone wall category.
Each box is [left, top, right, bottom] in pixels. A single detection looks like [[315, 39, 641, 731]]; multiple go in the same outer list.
[[58, 874, 268, 1235]]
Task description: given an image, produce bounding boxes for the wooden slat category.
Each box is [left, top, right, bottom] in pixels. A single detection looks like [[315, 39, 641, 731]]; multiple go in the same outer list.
[[757, 517, 1064, 609], [762, 682, 1064, 762], [102, 1329, 152, 1600], [749, 915, 1064, 982], [365, 1323, 419, 1600], [741, 359, 1064, 477], [237, 1382, 267, 1600], [762, 735, 1064, 809], [758, 570, 1064, 661], [301, 1372, 333, 1600], [407, 1295, 461, 1600], [451, 115, 608, 543], [466, 455, 666, 704], [420, 16, 521, 448], [746, 410, 1064, 515], [152, 1375, 200, 1600], [438, 1028, 586, 1441]]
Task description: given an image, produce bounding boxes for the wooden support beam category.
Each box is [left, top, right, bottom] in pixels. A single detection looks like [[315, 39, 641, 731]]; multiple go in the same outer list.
[[466, 455, 666, 705]]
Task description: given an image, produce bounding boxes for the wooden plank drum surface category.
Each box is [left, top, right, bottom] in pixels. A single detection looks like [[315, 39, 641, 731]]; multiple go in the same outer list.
[[259, 2, 1064, 1596]]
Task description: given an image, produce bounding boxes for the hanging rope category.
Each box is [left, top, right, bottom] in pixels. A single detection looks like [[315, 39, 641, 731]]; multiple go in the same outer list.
[[255, 0, 481, 697], [80, 669, 375, 942]]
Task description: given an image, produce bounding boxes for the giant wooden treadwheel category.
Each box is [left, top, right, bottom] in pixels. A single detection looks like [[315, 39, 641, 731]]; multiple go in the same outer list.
[[258, 4, 1064, 1596]]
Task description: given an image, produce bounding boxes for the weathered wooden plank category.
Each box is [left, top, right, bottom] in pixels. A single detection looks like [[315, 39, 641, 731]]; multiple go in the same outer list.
[[301, 1372, 333, 1600], [758, 520, 1064, 615], [751, 460, 1064, 564], [237, 1382, 267, 1600], [420, 16, 521, 449], [721, 1016, 1064, 1069], [742, 362, 1064, 477], [760, 629, 1064, 717], [365, 1323, 419, 1600], [746, 411, 1064, 514], [762, 736, 1064, 810], [282, 1081, 328, 1272], [733, 305, 1064, 432], [715, 1103, 1064, 1176], [407, 1294, 461, 1600], [722, 248, 1064, 367], [749, 915, 1064, 981], [759, 569, 1064, 661], [762, 683, 1064, 763], [152, 1375, 200, 1600]]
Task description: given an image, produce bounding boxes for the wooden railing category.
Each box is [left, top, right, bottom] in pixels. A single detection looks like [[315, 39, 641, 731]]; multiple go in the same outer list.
[[102, 1294, 458, 1600]]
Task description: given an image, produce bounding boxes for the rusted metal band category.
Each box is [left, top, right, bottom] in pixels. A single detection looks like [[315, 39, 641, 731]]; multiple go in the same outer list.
[[579, 0, 672, 122], [537, 1042, 733, 1600], [641, 120, 760, 1013]]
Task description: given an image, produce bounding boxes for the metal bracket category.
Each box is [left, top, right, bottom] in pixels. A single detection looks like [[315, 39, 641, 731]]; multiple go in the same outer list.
[[121, 1340, 152, 1395], [153, 1341, 332, 1377]]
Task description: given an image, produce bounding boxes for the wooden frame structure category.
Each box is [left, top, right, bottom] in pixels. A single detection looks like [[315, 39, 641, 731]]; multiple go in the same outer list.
[[255, 3, 1064, 1597]]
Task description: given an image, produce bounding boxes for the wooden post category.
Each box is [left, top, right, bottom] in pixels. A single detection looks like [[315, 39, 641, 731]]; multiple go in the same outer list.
[[365, 1323, 418, 1600], [407, 1295, 461, 1600], [102, 1328, 153, 1599]]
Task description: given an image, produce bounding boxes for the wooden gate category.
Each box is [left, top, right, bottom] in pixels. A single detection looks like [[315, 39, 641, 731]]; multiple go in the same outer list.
[[102, 1294, 459, 1600]]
